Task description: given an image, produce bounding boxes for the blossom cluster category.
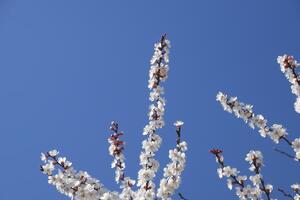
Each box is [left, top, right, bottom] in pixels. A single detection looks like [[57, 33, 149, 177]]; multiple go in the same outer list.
[[210, 149, 274, 200], [157, 122, 187, 200], [277, 55, 300, 113], [216, 91, 300, 161], [40, 35, 187, 200], [108, 121, 136, 199], [213, 54, 300, 199], [135, 34, 171, 199], [40, 150, 109, 200]]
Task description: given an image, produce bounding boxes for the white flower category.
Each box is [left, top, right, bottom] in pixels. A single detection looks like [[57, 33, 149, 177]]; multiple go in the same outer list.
[[101, 192, 119, 200], [234, 104, 253, 121], [41, 153, 47, 162], [277, 54, 299, 72], [216, 92, 227, 103], [265, 184, 273, 193], [236, 175, 247, 185], [121, 177, 135, 189], [48, 175, 57, 185], [250, 174, 261, 186], [142, 138, 161, 153], [277, 55, 289, 72], [149, 86, 164, 102], [296, 152, 300, 160], [291, 84, 300, 96], [159, 64, 169, 81], [292, 138, 300, 152], [222, 166, 239, 177], [245, 150, 263, 165], [269, 124, 287, 143], [169, 149, 186, 163], [139, 152, 150, 165], [227, 179, 234, 190], [174, 120, 184, 127], [245, 150, 263, 172], [41, 162, 55, 175], [48, 149, 59, 157], [58, 157, 72, 168], [216, 92, 234, 112], [148, 159, 160, 172], [258, 127, 270, 138], [143, 124, 154, 135], [177, 141, 188, 151], [291, 183, 300, 192], [137, 169, 155, 186], [250, 114, 267, 130], [236, 185, 262, 199], [295, 97, 300, 113], [217, 168, 224, 178], [216, 155, 224, 163]]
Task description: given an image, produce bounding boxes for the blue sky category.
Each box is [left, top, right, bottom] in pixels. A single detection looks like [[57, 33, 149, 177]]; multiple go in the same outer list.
[[0, 0, 300, 199]]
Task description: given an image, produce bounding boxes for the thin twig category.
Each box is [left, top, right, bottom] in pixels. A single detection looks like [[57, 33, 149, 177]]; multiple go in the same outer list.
[[278, 188, 294, 200], [178, 192, 188, 200], [274, 148, 295, 160], [281, 136, 293, 146]]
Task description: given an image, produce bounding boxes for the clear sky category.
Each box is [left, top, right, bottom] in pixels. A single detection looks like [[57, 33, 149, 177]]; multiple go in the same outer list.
[[0, 0, 300, 199]]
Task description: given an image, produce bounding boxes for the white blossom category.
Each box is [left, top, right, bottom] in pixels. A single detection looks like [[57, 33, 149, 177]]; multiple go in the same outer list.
[[291, 183, 300, 192], [296, 152, 300, 160], [292, 138, 300, 152], [269, 124, 287, 144], [250, 174, 262, 186], [265, 184, 273, 193], [41, 162, 55, 175], [48, 149, 59, 157], [277, 54, 300, 113], [101, 192, 120, 200], [245, 150, 263, 168], [174, 121, 184, 127], [295, 97, 300, 113], [41, 152, 47, 162]]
